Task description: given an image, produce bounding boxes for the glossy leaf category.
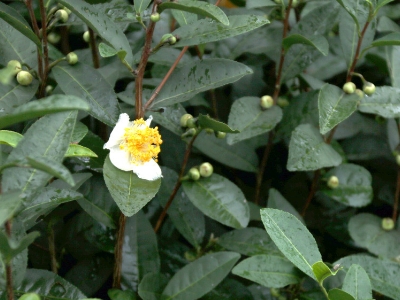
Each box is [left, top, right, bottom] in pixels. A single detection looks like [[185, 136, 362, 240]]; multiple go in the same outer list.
[[149, 104, 186, 136], [71, 122, 88, 143], [342, 264, 373, 300], [358, 86, 400, 118], [138, 273, 169, 300], [361, 32, 400, 56], [227, 97, 282, 145], [283, 34, 329, 56], [108, 289, 136, 300], [0, 231, 39, 263], [318, 84, 360, 135], [260, 208, 322, 279], [232, 254, 301, 288], [0, 94, 90, 129], [0, 191, 22, 225], [201, 278, 252, 300], [0, 130, 22, 147], [246, 0, 277, 8], [103, 155, 161, 217], [162, 252, 240, 300], [386, 46, 400, 88], [150, 59, 253, 109], [121, 211, 160, 291], [312, 261, 340, 285], [319, 164, 373, 207], [77, 195, 117, 229], [134, 0, 151, 14], [52, 63, 119, 126], [182, 174, 249, 229], [59, 0, 133, 67], [336, 0, 368, 33], [171, 8, 197, 26], [172, 15, 269, 47], [287, 124, 342, 171], [0, 80, 39, 116], [65, 144, 98, 158], [198, 114, 239, 133], [159, 0, 229, 25], [328, 289, 355, 300], [267, 189, 304, 224]]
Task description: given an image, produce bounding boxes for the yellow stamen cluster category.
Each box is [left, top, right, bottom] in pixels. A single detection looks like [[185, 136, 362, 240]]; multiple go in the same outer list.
[[120, 118, 162, 165]]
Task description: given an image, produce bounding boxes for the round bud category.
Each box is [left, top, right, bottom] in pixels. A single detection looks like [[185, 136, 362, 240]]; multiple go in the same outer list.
[[47, 32, 61, 44], [18, 293, 41, 300], [327, 175, 339, 189], [16, 71, 33, 86], [355, 89, 364, 99], [169, 36, 177, 45], [161, 33, 174, 43], [45, 85, 54, 95], [292, 0, 300, 8], [180, 114, 194, 127], [186, 117, 197, 129], [63, 6, 71, 15], [342, 82, 356, 94], [7, 60, 21, 76], [199, 162, 213, 177], [66, 52, 78, 65], [260, 95, 274, 109], [181, 127, 197, 138], [396, 154, 400, 166], [55, 9, 69, 23], [205, 128, 214, 134], [83, 31, 90, 43], [381, 217, 395, 231], [216, 131, 226, 139], [363, 82, 376, 95], [189, 167, 200, 181], [150, 12, 160, 22], [277, 97, 289, 107], [270, 288, 280, 297]]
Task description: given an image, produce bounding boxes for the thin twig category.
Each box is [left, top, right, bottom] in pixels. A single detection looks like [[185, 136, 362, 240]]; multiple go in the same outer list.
[[302, 170, 321, 216], [393, 168, 400, 223], [346, 21, 370, 82], [154, 135, 198, 233], [48, 224, 58, 273], [112, 213, 126, 289], [39, 0, 49, 97], [88, 28, 100, 69]]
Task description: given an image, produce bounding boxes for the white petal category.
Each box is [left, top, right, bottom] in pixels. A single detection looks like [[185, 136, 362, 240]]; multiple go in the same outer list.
[[104, 113, 130, 149], [145, 115, 153, 127], [131, 159, 162, 181], [109, 146, 134, 171]]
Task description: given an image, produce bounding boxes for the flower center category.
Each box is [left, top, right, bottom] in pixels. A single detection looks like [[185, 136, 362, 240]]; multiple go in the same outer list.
[[120, 118, 162, 164]]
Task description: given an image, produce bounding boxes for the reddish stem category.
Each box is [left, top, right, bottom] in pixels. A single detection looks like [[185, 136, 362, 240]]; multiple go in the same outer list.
[[112, 214, 126, 288], [302, 170, 321, 216], [346, 21, 370, 82], [38, 0, 49, 97]]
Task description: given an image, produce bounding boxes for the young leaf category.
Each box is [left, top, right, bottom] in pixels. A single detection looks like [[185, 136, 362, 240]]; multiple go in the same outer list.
[[103, 155, 161, 217], [0, 130, 22, 147], [198, 114, 239, 133], [0, 231, 39, 263], [361, 32, 400, 56], [358, 86, 400, 118], [150, 59, 253, 109], [283, 34, 329, 56], [287, 124, 342, 171], [161, 252, 240, 300], [227, 97, 282, 145], [138, 273, 169, 300], [260, 208, 322, 280], [52, 63, 120, 126], [182, 174, 250, 229], [342, 264, 373, 300], [318, 84, 360, 135], [0, 191, 22, 226], [65, 144, 98, 158], [158, 0, 229, 26], [328, 289, 355, 300], [232, 254, 301, 288], [312, 261, 340, 285]]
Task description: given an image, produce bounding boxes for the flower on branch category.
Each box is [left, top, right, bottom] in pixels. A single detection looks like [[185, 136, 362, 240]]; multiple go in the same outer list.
[[104, 113, 162, 181]]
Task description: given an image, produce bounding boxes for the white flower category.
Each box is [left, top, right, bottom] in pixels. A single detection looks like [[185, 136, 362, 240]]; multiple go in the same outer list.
[[104, 113, 162, 181]]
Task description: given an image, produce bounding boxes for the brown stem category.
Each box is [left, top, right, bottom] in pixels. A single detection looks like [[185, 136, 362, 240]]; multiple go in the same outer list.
[[209, 89, 219, 120], [154, 134, 198, 233], [60, 26, 71, 54], [144, 46, 189, 111], [112, 213, 126, 289], [48, 224, 57, 273], [302, 170, 321, 216], [88, 28, 100, 69], [346, 21, 370, 82], [393, 168, 400, 223], [39, 0, 49, 98]]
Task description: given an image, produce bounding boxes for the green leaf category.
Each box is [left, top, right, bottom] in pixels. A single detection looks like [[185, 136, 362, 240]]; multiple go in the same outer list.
[[52, 63, 119, 126], [172, 9, 197, 27], [74, 131, 108, 172], [201, 278, 252, 300], [59, 0, 134, 67], [246, 0, 277, 8], [77, 197, 116, 229], [98, 42, 122, 58], [318, 84, 360, 134], [319, 164, 373, 207], [0, 231, 39, 263], [0, 191, 22, 225], [336, 255, 400, 300], [161, 252, 240, 300], [260, 208, 322, 280], [342, 264, 373, 300], [348, 213, 400, 260], [0, 80, 39, 115], [0, 3, 41, 49], [374, 0, 395, 14], [386, 46, 400, 88], [138, 273, 169, 300], [198, 114, 239, 133], [134, 0, 151, 14], [150, 59, 253, 109], [108, 289, 136, 300], [194, 131, 259, 173], [377, 15, 400, 33], [287, 124, 342, 171], [65, 144, 98, 158], [361, 32, 400, 56], [2, 111, 77, 201], [267, 189, 304, 224], [182, 174, 249, 229], [0, 130, 22, 147], [158, 0, 229, 25], [103, 155, 161, 217], [0, 94, 90, 129], [335, 0, 368, 34], [148, 104, 186, 136], [328, 289, 355, 300], [227, 97, 282, 145], [232, 254, 301, 288], [172, 15, 269, 47], [71, 122, 89, 143], [358, 86, 400, 118], [121, 211, 160, 291], [283, 34, 329, 56], [312, 261, 340, 285], [217, 227, 278, 256]]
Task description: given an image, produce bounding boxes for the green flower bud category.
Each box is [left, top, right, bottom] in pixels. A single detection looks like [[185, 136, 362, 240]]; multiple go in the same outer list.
[[150, 12, 160, 22], [16, 70, 33, 86], [292, 0, 300, 7], [180, 113, 194, 127], [363, 82, 376, 95], [63, 6, 71, 15], [189, 167, 200, 181], [199, 162, 213, 177], [260, 95, 274, 109], [66, 52, 78, 65], [277, 97, 289, 107], [396, 154, 400, 166], [216, 131, 226, 139], [7, 60, 21, 76], [181, 128, 197, 138], [18, 293, 41, 300], [161, 33, 174, 44], [327, 175, 339, 189], [186, 117, 197, 129], [381, 217, 395, 231], [169, 35, 177, 45], [342, 82, 356, 94], [270, 288, 280, 297], [47, 32, 61, 44], [205, 128, 214, 134], [83, 31, 90, 43], [355, 89, 364, 99], [45, 85, 54, 95], [55, 9, 69, 23]]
